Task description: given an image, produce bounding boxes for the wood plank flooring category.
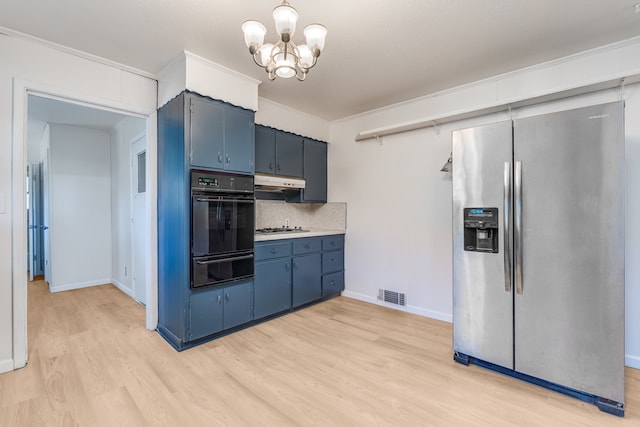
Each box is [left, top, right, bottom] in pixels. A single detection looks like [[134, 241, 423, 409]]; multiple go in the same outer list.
[[1, 279, 638, 426]]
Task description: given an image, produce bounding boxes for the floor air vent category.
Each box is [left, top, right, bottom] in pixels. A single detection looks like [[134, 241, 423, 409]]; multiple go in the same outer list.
[[378, 289, 406, 306]]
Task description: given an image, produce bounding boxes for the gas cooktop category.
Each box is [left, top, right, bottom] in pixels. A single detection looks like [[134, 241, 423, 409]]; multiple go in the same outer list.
[[255, 227, 310, 234]]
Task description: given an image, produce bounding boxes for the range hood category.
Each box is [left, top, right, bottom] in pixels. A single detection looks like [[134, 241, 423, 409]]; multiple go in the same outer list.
[[254, 173, 306, 192]]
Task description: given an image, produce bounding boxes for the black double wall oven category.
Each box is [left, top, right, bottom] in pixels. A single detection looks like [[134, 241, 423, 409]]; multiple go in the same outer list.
[[191, 170, 255, 288]]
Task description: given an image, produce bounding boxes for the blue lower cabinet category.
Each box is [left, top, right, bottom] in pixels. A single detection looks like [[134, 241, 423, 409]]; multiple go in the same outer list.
[[189, 287, 224, 341], [322, 271, 345, 296], [254, 235, 345, 321], [188, 280, 254, 341], [223, 281, 254, 330], [322, 250, 344, 274], [292, 253, 322, 307], [254, 258, 292, 319]]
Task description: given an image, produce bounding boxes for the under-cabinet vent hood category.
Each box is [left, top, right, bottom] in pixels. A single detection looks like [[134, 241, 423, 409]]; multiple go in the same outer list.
[[254, 173, 306, 192]]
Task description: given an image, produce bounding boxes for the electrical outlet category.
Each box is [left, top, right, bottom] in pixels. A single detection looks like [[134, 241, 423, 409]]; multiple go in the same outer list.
[[285, 218, 290, 228]]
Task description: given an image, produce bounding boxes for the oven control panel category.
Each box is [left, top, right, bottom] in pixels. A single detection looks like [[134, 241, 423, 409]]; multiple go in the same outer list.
[[197, 176, 219, 188], [191, 170, 254, 193]]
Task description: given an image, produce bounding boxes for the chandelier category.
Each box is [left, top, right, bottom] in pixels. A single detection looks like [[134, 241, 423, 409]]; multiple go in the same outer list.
[[241, 0, 327, 81]]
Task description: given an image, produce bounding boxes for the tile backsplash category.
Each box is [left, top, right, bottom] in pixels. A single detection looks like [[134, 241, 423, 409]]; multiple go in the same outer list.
[[256, 200, 347, 231]]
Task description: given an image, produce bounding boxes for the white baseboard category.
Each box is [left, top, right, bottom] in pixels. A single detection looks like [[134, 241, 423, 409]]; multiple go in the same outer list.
[[341, 290, 453, 323], [111, 279, 133, 298], [0, 358, 15, 374], [49, 278, 113, 293], [626, 354, 640, 370]]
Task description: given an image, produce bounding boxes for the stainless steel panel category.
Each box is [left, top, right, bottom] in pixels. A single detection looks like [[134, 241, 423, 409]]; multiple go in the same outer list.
[[513, 102, 625, 404], [452, 120, 514, 369]]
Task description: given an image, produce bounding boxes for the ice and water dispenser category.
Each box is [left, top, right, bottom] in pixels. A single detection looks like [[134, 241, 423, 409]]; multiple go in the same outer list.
[[463, 208, 499, 253]]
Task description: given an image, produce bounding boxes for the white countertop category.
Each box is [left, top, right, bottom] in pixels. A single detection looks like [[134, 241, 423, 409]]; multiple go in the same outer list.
[[255, 229, 345, 242]]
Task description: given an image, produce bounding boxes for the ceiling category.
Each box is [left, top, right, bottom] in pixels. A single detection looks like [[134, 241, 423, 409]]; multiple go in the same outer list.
[[3, 1, 640, 121]]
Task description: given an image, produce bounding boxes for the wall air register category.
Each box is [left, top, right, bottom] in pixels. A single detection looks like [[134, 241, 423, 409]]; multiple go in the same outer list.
[[378, 289, 406, 306]]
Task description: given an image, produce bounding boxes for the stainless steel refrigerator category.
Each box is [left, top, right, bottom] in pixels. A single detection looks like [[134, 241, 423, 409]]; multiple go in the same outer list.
[[452, 101, 625, 416]]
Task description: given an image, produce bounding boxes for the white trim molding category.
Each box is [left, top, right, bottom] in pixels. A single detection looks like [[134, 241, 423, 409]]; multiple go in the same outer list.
[[11, 78, 158, 372]]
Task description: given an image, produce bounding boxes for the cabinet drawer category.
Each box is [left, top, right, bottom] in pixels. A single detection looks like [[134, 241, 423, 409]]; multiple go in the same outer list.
[[292, 237, 322, 255], [322, 271, 344, 296], [322, 250, 344, 274], [255, 241, 291, 261], [322, 235, 344, 251]]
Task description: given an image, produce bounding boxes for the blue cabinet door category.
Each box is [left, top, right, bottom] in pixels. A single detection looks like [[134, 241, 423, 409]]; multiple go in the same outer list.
[[255, 125, 276, 174], [303, 139, 327, 202], [189, 287, 224, 341], [189, 96, 225, 170], [275, 131, 303, 177], [254, 258, 292, 318], [225, 106, 255, 174], [223, 280, 254, 329], [292, 253, 322, 307], [296, 139, 328, 203], [322, 271, 345, 296], [322, 250, 344, 274]]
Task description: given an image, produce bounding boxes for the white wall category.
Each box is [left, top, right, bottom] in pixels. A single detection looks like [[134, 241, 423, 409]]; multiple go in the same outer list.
[[329, 39, 640, 369], [256, 97, 330, 142], [1, 33, 157, 373], [110, 117, 146, 296], [48, 125, 112, 291]]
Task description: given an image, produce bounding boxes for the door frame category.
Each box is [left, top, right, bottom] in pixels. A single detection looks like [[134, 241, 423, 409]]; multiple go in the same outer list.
[[11, 78, 158, 369]]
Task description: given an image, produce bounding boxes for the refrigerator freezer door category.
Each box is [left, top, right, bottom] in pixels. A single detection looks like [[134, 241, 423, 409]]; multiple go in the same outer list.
[[453, 120, 514, 369], [513, 102, 625, 404]]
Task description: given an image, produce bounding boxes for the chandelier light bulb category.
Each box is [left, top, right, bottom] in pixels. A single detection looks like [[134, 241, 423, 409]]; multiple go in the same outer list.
[[241, 20, 266, 54], [241, 0, 326, 81], [303, 24, 327, 56], [272, 1, 298, 42]]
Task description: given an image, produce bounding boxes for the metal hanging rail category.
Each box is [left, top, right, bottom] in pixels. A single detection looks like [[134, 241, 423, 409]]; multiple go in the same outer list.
[[355, 75, 639, 142]]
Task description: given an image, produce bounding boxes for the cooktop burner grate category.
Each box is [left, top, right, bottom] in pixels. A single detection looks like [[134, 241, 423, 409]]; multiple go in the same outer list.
[[256, 227, 310, 234]]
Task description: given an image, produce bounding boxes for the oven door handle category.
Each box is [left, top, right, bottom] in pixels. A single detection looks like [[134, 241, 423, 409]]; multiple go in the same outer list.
[[194, 197, 255, 204], [195, 254, 255, 265]]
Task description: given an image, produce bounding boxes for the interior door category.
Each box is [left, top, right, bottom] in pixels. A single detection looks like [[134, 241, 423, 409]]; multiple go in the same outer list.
[[27, 164, 34, 282], [452, 120, 514, 369], [131, 136, 147, 305], [513, 102, 625, 404], [28, 163, 44, 280], [42, 148, 51, 285]]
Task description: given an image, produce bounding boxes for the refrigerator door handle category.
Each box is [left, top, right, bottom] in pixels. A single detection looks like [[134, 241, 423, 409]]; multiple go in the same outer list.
[[504, 161, 512, 292], [514, 160, 523, 294]]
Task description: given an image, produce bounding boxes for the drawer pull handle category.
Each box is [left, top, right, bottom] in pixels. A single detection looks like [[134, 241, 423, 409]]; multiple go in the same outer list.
[[269, 248, 277, 254], [285, 263, 290, 271], [330, 280, 335, 285], [217, 295, 222, 304]]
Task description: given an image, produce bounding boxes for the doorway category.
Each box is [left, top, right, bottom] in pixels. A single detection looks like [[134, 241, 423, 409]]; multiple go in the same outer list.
[[26, 94, 150, 323]]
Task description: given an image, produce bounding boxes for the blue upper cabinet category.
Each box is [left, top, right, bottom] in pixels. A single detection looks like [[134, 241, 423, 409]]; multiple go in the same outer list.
[[255, 125, 276, 174], [224, 106, 255, 174], [189, 96, 225, 170], [287, 138, 327, 203], [275, 131, 303, 177], [187, 92, 254, 174], [255, 124, 303, 178]]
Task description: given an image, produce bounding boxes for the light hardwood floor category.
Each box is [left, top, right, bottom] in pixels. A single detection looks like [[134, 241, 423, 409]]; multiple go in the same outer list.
[[1, 279, 638, 426]]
